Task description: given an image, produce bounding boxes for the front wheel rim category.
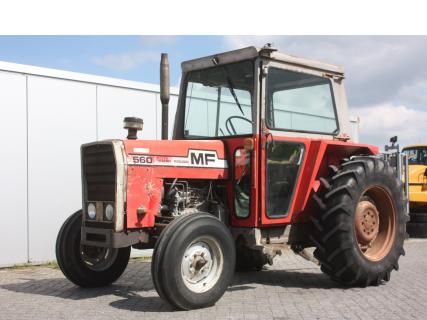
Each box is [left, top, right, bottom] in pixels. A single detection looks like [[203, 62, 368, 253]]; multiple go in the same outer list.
[[354, 186, 396, 261], [80, 245, 118, 271], [181, 236, 224, 293]]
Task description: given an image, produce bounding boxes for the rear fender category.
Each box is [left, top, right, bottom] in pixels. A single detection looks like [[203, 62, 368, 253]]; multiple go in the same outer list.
[[291, 140, 378, 223]]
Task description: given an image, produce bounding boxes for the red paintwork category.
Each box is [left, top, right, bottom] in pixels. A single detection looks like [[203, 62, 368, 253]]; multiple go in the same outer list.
[[124, 140, 228, 180], [258, 136, 378, 226], [226, 137, 259, 227], [122, 136, 378, 230], [126, 167, 163, 228], [123, 139, 228, 229]]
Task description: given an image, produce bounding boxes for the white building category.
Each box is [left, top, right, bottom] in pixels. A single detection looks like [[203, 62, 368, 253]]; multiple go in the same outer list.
[[0, 61, 179, 267], [0, 61, 360, 267]]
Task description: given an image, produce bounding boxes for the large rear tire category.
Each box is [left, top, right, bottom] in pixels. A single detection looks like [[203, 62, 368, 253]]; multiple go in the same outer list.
[[313, 157, 408, 286], [152, 213, 235, 310], [56, 210, 131, 287]]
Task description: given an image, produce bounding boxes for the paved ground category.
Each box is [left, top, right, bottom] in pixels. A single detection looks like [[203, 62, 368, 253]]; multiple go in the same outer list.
[[1, 240, 426, 320]]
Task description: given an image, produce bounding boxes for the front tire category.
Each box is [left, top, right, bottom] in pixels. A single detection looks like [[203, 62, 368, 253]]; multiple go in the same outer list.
[[314, 157, 408, 286], [56, 210, 131, 287], [152, 213, 235, 310]]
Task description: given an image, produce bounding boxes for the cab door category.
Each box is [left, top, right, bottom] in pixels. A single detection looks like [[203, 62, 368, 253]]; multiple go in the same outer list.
[[227, 137, 259, 228], [258, 61, 340, 225], [260, 137, 306, 225]]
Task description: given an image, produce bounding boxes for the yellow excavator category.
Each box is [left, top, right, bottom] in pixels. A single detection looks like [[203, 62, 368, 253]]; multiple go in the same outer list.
[[402, 144, 427, 237]]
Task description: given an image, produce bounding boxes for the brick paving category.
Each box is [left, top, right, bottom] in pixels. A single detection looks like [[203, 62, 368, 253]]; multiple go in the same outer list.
[[1, 239, 426, 320]]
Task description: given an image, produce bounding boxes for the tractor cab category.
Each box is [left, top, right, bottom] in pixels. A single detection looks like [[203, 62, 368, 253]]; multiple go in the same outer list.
[[174, 44, 351, 141], [171, 45, 363, 228]]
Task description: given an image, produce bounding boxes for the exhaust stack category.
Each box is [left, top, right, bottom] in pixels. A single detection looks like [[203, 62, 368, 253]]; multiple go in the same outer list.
[[160, 53, 170, 140]]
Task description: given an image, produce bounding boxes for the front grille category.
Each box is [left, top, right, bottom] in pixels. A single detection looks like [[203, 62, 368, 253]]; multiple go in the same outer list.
[[82, 144, 116, 202], [85, 220, 114, 229]]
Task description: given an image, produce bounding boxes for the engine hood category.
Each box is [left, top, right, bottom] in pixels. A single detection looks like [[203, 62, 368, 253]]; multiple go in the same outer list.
[[122, 139, 229, 228], [123, 139, 229, 180]]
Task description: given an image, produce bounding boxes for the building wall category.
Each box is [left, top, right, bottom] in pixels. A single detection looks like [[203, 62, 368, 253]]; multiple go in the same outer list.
[[0, 62, 179, 266], [0, 71, 28, 267]]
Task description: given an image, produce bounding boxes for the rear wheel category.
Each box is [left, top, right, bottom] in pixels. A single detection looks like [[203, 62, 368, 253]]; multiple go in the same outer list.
[[56, 210, 131, 287], [313, 157, 408, 286], [152, 213, 235, 310]]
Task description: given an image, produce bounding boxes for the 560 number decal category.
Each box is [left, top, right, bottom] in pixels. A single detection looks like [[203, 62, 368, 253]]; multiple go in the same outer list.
[[132, 155, 153, 164]]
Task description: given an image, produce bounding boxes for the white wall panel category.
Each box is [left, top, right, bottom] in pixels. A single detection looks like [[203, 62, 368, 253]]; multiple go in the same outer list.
[[97, 87, 158, 140], [0, 60, 182, 266], [0, 72, 28, 267], [27, 76, 96, 262]]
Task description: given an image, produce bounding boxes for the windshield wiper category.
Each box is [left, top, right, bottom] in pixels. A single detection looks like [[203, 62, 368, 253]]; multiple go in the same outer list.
[[226, 76, 245, 116], [219, 65, 245, 116]]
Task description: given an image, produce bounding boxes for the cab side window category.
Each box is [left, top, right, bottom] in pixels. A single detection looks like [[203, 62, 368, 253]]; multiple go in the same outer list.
[[266, 68, 338, 135]]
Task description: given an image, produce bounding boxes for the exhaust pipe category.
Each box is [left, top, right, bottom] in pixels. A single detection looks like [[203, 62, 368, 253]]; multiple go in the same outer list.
[[160, 53, 170, 140]]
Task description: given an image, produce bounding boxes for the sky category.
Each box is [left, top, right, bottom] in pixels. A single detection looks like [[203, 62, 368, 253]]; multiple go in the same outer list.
[[0, 35, 426, 148]]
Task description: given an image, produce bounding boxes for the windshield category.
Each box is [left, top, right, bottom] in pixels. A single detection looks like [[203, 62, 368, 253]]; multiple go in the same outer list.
[[183, 61, 254, 138], [403, 147, 427, 165]]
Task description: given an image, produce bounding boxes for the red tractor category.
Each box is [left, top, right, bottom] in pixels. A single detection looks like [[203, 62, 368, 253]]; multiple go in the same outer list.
[[56, 45, 408, 310]]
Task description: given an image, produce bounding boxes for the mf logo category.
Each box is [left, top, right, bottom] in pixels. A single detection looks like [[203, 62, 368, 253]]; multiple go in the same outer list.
[[190, 151, 216, 166]]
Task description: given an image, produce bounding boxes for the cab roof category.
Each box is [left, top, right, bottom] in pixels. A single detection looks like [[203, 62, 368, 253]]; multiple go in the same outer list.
[[181, 45, 344, 76]]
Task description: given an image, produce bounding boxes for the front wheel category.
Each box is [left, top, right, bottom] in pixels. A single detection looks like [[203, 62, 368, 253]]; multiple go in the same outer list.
[[56, 210, 131, 287], [152, 213, 235, 310]]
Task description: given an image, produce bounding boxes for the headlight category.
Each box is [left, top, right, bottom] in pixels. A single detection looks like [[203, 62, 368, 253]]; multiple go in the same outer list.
[[105, 204, 114, 221], [87, 203, 96, 220]]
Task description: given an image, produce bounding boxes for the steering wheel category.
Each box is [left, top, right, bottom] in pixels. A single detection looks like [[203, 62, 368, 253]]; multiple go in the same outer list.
[[225, 116, 253, 135]]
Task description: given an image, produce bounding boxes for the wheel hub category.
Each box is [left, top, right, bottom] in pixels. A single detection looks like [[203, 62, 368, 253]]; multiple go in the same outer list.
[[353, 186, 397, 262], [355, 200, 380, 245], [80, 245, 118, 271], [182, 242, 213, 283], [181, 237, 223, 293]]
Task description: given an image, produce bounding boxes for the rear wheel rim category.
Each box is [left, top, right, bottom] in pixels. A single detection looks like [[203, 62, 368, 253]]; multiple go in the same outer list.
[[354, 186, 396, 261], [181, 236, 223, 293]]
